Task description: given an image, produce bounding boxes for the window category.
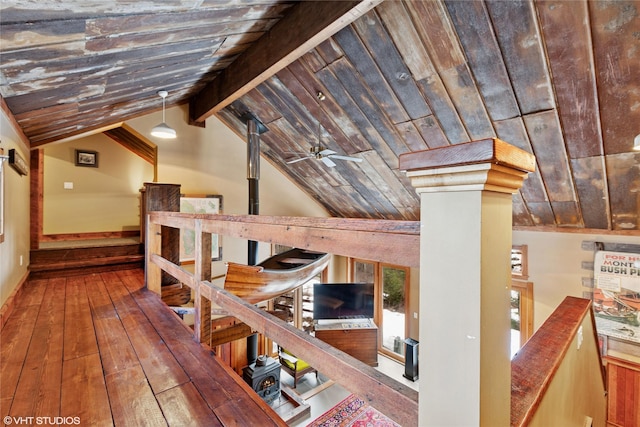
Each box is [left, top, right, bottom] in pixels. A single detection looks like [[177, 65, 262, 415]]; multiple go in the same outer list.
[[350, 259, 409, 361], [511, 245, 533, 358]]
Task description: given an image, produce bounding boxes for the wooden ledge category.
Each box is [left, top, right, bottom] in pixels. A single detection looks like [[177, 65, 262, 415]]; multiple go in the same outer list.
[[399, 138, 536, 174]]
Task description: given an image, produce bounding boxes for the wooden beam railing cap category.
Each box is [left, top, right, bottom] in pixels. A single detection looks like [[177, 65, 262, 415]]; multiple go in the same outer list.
[[399, 138, 536, 195], [399, 138, 536, 174]]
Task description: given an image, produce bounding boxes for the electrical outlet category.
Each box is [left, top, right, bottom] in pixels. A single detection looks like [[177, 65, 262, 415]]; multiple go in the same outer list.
[[577, 325, 583, 350], [19, 255, 23, 266], [413, 312, 418, 319], [64, 181, 73, 190]]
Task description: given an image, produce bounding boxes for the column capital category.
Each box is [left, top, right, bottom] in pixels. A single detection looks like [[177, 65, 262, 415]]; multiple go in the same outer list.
[[400, 138, 535, 194]]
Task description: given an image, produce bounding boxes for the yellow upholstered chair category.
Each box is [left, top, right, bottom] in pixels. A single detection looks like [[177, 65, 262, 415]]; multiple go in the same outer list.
[[278, 346, 318, 388]]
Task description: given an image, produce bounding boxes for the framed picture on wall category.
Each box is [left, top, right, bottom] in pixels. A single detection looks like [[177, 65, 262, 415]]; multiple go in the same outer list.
[[592, 250, 640, 344], [75, 149, 98, 167], [179, 194, 223, 262]]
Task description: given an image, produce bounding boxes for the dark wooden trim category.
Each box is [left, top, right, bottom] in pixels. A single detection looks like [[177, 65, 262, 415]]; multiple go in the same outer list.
[[29, 149, 44, 250], [102, 124, 158, 181], [189, 0, 383, 121], [0, 94, 31, 148], [210, 322, 254, 347]]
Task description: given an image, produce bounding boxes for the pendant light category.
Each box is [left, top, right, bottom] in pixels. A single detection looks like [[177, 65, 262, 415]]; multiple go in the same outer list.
[[151, 90, 177, 139]]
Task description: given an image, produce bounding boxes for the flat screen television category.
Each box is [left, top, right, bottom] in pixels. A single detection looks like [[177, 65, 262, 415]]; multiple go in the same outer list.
[[313, 283, 374, 319]]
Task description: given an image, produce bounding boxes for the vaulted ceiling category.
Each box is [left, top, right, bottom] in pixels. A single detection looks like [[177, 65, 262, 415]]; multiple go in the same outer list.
[[1, 1, 639, 231]]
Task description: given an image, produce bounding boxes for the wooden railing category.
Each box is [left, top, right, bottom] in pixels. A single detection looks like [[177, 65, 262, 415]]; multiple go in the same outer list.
[[146, 212, 420, 426], [510, 296, 607, 427]]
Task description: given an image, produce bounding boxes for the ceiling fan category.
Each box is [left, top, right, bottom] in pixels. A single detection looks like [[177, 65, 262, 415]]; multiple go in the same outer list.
[[286, 146, 362, 168], [286, 122, 362, 168]]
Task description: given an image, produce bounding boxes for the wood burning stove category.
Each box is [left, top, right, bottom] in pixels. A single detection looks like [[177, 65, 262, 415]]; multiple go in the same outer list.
[[242, 355, 281, 403]]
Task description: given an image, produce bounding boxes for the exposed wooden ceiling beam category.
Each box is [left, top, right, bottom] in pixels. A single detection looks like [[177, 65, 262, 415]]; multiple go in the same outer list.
[[189, 0, 383, 123], [103, 124, 157, 165]]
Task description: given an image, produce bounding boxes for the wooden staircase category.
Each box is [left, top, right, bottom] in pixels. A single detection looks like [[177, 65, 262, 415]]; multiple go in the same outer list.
[[29, 240, 144, 278]]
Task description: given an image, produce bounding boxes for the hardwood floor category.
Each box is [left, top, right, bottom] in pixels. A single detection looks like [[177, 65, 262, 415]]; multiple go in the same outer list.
[[0, 269, 286, 426]]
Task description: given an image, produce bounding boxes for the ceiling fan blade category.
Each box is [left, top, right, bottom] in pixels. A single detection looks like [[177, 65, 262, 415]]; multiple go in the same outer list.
[[321, 157, 336, 168], [318, 149, 336, 156], [286, 156, 312, 164], [328, 154, 363, 163]]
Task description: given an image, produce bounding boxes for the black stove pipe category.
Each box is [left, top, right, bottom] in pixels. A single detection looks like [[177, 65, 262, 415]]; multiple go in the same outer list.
[[247, 118, 260, 266], [246, 116, 262, 365]]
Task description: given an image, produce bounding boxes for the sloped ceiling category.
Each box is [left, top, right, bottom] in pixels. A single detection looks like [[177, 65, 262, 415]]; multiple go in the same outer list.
[[1, 1, 639, 231]]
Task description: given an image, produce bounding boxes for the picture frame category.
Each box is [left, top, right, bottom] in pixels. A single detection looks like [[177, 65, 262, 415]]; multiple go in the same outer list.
[[592, 249, 640, 344], [179, 194, 223, 262], [75, 149, 98, 167]]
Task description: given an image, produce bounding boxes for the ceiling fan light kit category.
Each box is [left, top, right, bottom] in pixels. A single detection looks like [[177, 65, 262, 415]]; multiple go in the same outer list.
[[151, 90, 177, 139]]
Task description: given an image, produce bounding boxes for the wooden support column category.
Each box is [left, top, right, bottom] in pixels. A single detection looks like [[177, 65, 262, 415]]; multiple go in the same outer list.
[[194, 219, 212, 345], [29, 149, 44, 249], [400, 139, 535, 427], [146, 221, 162, 295]]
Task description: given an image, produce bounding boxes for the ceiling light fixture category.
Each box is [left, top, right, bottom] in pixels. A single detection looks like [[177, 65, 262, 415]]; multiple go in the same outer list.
[[634, 133, 640, 151], [151, 90, 176, 139]]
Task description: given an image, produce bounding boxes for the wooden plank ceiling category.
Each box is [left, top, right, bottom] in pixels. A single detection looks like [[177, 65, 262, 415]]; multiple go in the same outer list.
[[1, 1, 639, 231]]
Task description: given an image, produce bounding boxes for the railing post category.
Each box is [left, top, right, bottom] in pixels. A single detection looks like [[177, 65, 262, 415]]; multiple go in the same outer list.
[[146, 217, 162, 295], [400, 139, 535, 427], [194, 219, 212, 345]]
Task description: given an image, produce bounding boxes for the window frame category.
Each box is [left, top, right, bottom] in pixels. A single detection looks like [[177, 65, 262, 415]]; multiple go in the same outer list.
[[348, 258, 409, 362]]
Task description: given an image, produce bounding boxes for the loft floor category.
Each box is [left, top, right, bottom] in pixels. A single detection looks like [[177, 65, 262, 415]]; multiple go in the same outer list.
[[0, 269, 285, 426]]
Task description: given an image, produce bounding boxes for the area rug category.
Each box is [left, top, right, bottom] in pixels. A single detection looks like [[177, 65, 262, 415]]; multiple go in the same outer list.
[[307, 394, 400, 427]]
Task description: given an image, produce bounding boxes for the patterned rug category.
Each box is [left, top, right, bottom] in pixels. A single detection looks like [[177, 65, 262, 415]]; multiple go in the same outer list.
[[307, 394, 400, 427]]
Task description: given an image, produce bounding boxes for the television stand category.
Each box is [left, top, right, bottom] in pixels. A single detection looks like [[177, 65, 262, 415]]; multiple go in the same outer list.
[[314, 319, 378, 367]]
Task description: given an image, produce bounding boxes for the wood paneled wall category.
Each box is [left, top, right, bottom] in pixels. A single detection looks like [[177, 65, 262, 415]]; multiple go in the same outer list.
[[606, 357, 640, 427]]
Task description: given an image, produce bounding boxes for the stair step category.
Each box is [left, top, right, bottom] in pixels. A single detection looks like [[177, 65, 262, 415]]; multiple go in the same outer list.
[[29, 254, 144, 272], [31, 243, 143, 263], [29, 242, 144, 278]]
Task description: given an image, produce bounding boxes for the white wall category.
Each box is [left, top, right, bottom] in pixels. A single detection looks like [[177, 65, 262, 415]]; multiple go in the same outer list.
[[43, 134, 153, 234], [513, 230, 640, 331], [0, 110, 30, 305]]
